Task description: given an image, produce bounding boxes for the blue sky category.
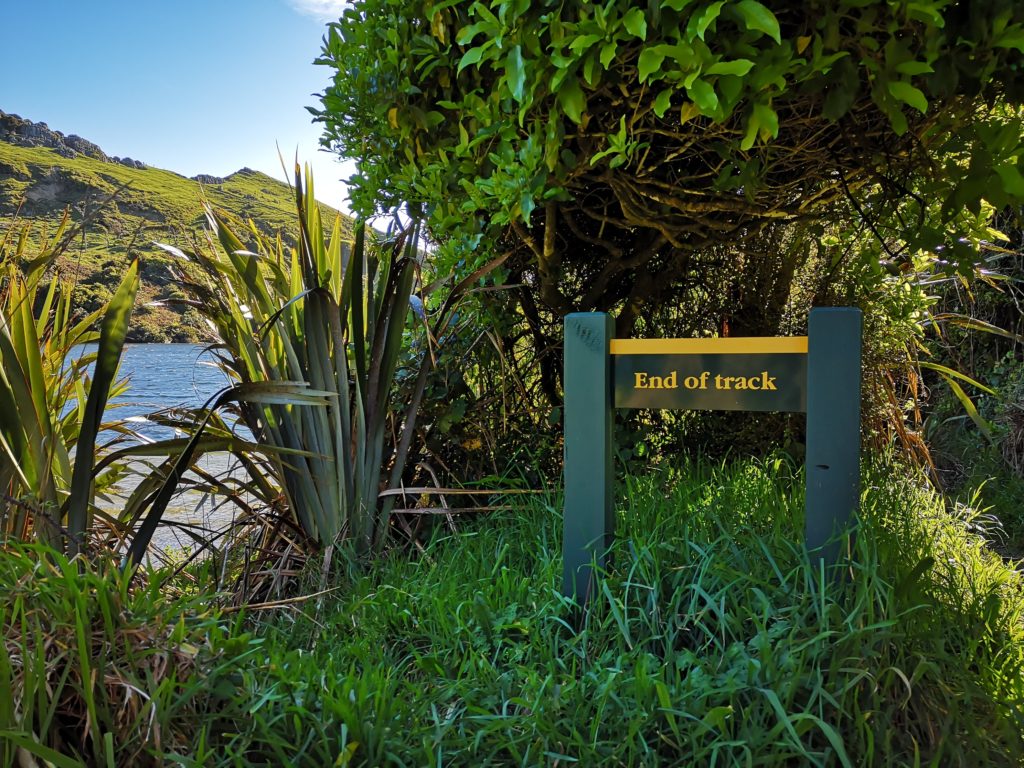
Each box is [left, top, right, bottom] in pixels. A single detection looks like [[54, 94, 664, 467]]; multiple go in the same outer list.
[[1, 0, 353, 210]]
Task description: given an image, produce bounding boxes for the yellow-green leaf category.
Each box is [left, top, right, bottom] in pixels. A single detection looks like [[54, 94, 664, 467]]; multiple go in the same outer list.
[[623, 8, 648, 40], [753, 102, 778, 141], [679, 101, 701, 124], [653, 88, 674, 118], [558, 79, 586, 124], [736, 0, 781, 44], [638, 47, 666, 83], [688, 1, 724, 41], [888, 80, 928, 113], [458, 46, 484, 73], [686, 78, 719, 114], [994, 24, 1024, 52], [600, 41, 618, 69], [706, 58, 755, 77], [995, 163, 1024, 197], [506, 44, 526, 101]]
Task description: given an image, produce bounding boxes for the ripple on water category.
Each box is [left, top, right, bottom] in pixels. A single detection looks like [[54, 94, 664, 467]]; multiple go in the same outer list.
[[82, 344, 257, 551]]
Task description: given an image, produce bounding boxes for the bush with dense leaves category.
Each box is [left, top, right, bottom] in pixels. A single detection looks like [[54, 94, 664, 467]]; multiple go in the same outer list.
[[314, 0, 1024, 332]]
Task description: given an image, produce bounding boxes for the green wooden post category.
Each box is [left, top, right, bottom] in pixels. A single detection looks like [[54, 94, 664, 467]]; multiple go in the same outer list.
[[805, 307, 862, 564], [563, 312, 614, 601]]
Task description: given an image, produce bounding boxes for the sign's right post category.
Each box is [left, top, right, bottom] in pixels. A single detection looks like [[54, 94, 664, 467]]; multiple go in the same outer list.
[[804, 307, 863, 564]]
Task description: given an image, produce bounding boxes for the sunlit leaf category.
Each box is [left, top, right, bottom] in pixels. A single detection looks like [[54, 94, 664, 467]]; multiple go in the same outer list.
[[736, 0, 781, 43], [888, 80, 929, 113]]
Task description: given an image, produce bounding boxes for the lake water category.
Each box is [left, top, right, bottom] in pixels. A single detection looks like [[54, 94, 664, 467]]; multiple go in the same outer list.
[[109, 344, 232, 440], [96, 344, 251, 552]]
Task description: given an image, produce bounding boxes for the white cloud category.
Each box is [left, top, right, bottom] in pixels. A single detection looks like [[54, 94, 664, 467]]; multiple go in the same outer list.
[[287, 0, 349, 22]]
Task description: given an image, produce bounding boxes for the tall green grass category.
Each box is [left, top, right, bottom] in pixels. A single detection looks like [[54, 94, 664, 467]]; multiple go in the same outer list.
[[0, 544, 250, 767], [2, 459, 1021, 765], [182, 458, 1024, 766]]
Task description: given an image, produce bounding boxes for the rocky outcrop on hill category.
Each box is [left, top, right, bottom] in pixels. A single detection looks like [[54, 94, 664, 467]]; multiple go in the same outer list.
[[0, 110, 262, 184], [112, 156, 147, 169], [0, 110, 116, 162], [1, 110, 152, 170]]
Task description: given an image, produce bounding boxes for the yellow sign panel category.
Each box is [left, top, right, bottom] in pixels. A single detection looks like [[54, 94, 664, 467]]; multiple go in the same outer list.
[[610, 337, 808, 355], [611, 337, 809, 412]]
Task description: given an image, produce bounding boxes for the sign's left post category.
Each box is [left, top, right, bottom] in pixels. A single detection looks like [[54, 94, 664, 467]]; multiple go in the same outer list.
[[563, 313, 614, 601]]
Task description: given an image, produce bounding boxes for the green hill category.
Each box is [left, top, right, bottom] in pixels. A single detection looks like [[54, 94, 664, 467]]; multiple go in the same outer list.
[[0, 110, 352, 341]]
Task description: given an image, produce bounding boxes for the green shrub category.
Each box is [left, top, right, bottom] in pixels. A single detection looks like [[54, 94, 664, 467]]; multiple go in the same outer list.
[[311, 0, 1024, 479], [315, 0, 1024, 323]]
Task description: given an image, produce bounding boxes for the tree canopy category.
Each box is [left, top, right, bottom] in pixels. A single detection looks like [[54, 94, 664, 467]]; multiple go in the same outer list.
[[314, 0, 1024, 334]]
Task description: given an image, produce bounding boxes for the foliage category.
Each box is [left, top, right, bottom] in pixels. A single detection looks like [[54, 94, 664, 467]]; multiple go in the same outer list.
[[0, 543, 246, 767], [0, 203, 330, 567], [391, 283, 568, 486], [927, 349, 1024, 556], [162, 167, 473, 558], [874, 215, 1024, 546], [184, 459, 1022, 766], [3, 460, 1021, 765], [65, 255, 138, 556], [314, 0, 1024, 330], [0, 216, 138, 552], [311, 0, 1024, 483]]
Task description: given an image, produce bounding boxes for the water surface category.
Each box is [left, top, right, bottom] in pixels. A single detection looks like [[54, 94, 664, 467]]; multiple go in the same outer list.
[[94, 344, 251, 552], [109, 343, 232, 441]]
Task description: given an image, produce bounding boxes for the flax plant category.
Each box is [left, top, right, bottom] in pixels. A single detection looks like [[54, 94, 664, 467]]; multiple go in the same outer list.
[[0, 216, 138, 552], [165, 167, 435, 557]]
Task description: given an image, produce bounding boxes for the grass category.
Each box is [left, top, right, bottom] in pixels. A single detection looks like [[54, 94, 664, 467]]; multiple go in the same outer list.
[[927, 385, 1024, 559], [199, 458, 1022, 767], [939, 439, 1024, 559], [2, 457, 1022, 766], [0, 544, 248, 768]]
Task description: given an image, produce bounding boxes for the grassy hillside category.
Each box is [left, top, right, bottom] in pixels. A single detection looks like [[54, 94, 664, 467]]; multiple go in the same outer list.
[[0, 140, 352, 341]]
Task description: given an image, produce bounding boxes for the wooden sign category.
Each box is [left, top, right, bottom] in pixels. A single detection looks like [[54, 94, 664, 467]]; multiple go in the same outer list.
[[562, 308, 862, 603], [612, 337, 808, 412]]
